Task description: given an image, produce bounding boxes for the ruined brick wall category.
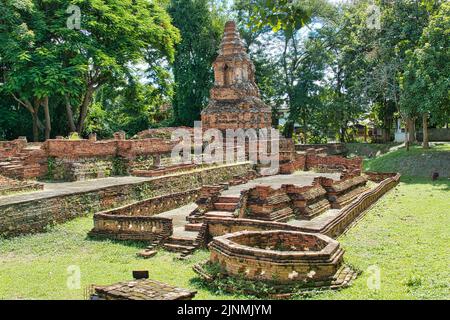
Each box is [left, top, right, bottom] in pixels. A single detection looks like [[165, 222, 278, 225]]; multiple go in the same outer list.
[[0, 163, 252, 237], [295, 143, 347, 155], [43, 138, 175, 160], [0, 139, 27, 159], [98, 189, 199, 217], [279, 153, 306, 174], [48, 158, 115, 181], [91, 215, 173, 241], [205, 173, 400, 240], [305, 153, 362, 173], [228, 231, 327, 250], [89, 190, 199, 241], [322, 173, 400, 238], [364, 171, 398, 182]]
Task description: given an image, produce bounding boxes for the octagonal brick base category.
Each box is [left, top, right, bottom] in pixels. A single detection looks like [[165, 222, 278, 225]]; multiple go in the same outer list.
[[207, 230, 345, 284]]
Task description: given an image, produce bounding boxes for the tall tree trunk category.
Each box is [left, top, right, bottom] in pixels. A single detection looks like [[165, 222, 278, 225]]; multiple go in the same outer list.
[[76, 85, 95, 134], [406, 117, 416, 143], [339, 126, 346, 143], [405, 121, 410, 151], [31, 113, 39, 142], [43, 97, 51, 140], [283, 121, 294, 139], [422, 113, 429, 149], [64, 96, 77, 133]]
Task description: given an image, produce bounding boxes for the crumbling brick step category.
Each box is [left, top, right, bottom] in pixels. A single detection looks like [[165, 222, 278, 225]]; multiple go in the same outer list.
[[213, 202, 237, 211], [217, 196, 240, 203], [185, 223, 203, 232]]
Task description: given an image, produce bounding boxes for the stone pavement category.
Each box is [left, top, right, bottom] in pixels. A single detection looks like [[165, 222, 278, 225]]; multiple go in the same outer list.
[[157, 203, 198, 239], [0, 176, 152, 206], [222, 171, 341, 196]]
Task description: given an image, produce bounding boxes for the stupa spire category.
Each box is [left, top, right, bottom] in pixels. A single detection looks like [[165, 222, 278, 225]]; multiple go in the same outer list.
[[201, 21, 272, 131], [218, 21, 248, 57]]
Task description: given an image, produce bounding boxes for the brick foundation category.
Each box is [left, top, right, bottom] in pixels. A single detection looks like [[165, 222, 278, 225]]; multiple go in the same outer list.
[[0, 163, 252, 237], [204, 173, 400, 239], [89, 189, 199, 241], [208, 230, 344, 284]]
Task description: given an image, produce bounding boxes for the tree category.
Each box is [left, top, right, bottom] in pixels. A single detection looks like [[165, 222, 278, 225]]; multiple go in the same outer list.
[[0, 0, 63, 141], [401, 2, 450, 149], [169, 0, 224, 126], [59, 0, 180, 134], [0, 0, 180, 140], [236, 0, 332, 138]]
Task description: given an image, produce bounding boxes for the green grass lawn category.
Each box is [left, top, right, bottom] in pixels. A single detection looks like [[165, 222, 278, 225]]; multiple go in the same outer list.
[[346, 142, 401, 159], [363, 143, 450, 178], [0, 144, 449, 300]]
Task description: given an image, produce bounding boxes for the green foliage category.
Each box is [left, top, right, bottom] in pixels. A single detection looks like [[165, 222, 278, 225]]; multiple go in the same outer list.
[[169, 0, 224, 126], [46, 157, 57, 180], [111, 157, 128, 176], [68, 132, 80, 140], [237, 0, 321, 36], [0, 0, 180, 138], [401, 2, 450, 125]]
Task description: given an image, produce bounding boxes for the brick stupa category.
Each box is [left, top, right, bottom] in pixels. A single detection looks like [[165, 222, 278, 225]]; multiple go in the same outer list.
[[201, 21, 272, 131]]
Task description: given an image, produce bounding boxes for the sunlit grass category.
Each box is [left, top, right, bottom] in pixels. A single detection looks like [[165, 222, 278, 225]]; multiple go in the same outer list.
[[364, 143, 450, 178], [0, 217, 241, 300], [312, 178, 450, 300]]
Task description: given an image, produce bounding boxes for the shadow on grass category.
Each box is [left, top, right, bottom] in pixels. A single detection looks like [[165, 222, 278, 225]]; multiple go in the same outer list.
[[188, 277, 255, 300], [399, 176, 450, 190]]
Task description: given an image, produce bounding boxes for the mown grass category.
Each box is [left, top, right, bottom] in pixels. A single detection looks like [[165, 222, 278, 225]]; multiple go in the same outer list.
[[0, 217, 244, 300], [363, 143, 450, 178], [0, 143, 449, 300], [312, 178, 450, 300], [346, 142, 401, 159]]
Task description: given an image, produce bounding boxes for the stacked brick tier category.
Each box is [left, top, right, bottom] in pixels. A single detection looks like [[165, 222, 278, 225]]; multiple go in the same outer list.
[[208, 230, 344, 284], [319, 175, 369, 209], [282, 179, 331, 220], [245, 186, 294, 222], [201, 21, 271, 131], [203, 173, 400, 240], [187, 185, 225, 224], [0, 139, 47, 180]]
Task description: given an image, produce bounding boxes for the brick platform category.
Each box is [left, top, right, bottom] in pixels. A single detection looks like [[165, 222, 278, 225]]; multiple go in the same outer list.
[[0, 163, 252, 237], [92, 279, 196, 300], [205, 173, 401, 239], [88, 189, 199, 241]]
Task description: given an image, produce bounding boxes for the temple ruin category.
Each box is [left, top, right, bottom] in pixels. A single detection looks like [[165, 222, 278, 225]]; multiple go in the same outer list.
[[201, 21, 272, 131], [0, 20, 402, 298]]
